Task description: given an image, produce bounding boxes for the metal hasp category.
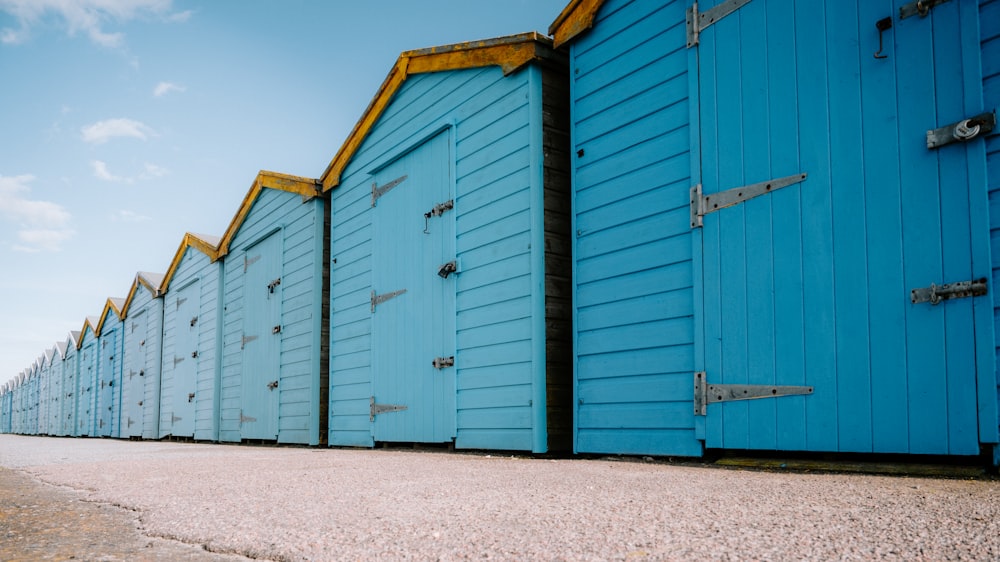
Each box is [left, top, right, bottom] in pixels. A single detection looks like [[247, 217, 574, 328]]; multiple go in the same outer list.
[[694, 372, 814, 416], [370, 396, 407, 421], [371, 175, 408, 207], [266, 380, 279, 390], [267, 277, 281, 294], [926, 111, 996, 149], [911, 278, 987, 305], [424, 199, 454, 233], [686, 0, 753, 48], [437, 261, 457, 279], [432, 356, 455, 369], [371, 288, 406, 312], [690, 173, 807, 228], [900, 0, 951, 19]]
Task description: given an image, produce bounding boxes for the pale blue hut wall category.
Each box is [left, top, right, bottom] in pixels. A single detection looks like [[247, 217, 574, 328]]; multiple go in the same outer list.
[[219, 188, 327, 445], [562, 0, 701, 456], [0, 387, 9, 433], [48, 345, 64, 435], [38, 353, 51, 435], [329, 53, 571, 452], [984, 0, 1000, 463], [77, 326, 99, 436], [98, 310, 125, 438], [123, 279, 164, 439], [160, 246, 223, 441], [62, 334, 79, 436]]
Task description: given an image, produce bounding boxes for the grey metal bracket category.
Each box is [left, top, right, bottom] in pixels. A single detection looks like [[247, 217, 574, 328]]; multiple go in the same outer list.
[[371, 175, 408, 207], [911, 277, 987, 305], [690, 173, 807, 228], [173, 356, 185, 366], [239, 410, 257, 424], [926, 111, 996, 149], [244, 254, 261, 272], [241, 334, 258, 349], [371, 288, 406, 312], [686, 0, 753, 48], [175, 297, 187, 309], [694, 372, 814, 416], [899, 0, 950, 19], [370, 396, 407, 421]]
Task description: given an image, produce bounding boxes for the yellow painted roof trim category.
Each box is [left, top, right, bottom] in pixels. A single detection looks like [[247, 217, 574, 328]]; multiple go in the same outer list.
[[320, 32, 560, 193], [121, 271, 165, 318], [96, 297, 126, 334], [77, 316, 99, 349], [159, 232, 221, 295], [216, 170, 321, 258], [549, 0, 606, 49]]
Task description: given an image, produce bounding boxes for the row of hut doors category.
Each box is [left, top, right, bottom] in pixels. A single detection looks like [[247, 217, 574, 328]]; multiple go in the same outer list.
[[371, 131, 457, 443], [694, 0, 993, 455]]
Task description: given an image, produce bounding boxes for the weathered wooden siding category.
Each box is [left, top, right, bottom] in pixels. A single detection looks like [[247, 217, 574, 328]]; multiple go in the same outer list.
[[330, 61, 568, 451], [76, 325, 99, 437], [61, 335, 79, 436], [984, 0, 1000, 461], [123, 279, 164, 439], [568, 0, 701, 456], [220, 189, 327, 445]]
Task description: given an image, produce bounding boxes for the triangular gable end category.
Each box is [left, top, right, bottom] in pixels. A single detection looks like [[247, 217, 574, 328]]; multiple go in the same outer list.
[[216, 171, 321, 258], [122, 271, 166, 317], [78, 316, 100, 349], [96, 297, 126, 335], [319, 32, 562, 192], [159, 232, 221, 295]]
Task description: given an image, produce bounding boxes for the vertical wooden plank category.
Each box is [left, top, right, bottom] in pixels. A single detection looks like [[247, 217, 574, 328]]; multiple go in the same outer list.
[[768, 0, 808, 452], [897, 0, 948, 454], [827, 0, 873, 452], [740, 0, 778, 451], [796, 0, 838, 452]]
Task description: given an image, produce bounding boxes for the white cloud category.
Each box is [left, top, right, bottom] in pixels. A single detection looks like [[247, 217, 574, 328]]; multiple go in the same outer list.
[[81, 118, 155, 144], [91, 160, 168, 183], [91, 160, 124, 182], [153, 81, 185, 97], [0, 174, 74, 252], [113, 209, 151, 223], [142, 162, 167, 178], [0, 0, 190, 47]]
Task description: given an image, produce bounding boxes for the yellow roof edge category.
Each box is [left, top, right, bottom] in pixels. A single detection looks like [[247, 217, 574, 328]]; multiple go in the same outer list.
[[320, 32, 560, 192], [216, 170, 321, 257], [96, 297, 126, 334], [159, 232, 221, 295], [78, 317, 98, 349], [549, 0, 606, 49], [121, 271, 164, 317]]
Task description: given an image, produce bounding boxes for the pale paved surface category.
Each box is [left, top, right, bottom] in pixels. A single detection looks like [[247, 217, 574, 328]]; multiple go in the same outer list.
[[0, 435, 998, 561]]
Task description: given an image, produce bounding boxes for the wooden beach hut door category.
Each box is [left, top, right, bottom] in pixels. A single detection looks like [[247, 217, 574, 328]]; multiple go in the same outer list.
[[370, 131, 457, 443], [126, 312, 147, 435], [240, 232, 282, 440], [692, 0, 994, 455], [99, 331, 116, 436], [171, 283, 198, 436]]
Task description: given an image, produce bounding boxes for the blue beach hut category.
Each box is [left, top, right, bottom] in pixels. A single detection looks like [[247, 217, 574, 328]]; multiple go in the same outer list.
[[158, 233, 223, 441], [552, 0, 1000, 462], [61, 330, 80, 436], [97, 297, 126, 437], [321, 33, 573, 452], [0, 382, 10, 433], [121, 272, 165, 439], [217, 171, 328, 445], [49, 341, 67, 436], [76, 316, 100, 437]]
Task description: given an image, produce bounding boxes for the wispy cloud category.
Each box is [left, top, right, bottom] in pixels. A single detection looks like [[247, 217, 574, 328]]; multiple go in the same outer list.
[[81, 118, 155, 144], [113, 209, 151, 223], [0, 0, 190, 47], [0, 174, 74, 252], [153, 81, 185, 97], [91, 160, 168, 183]]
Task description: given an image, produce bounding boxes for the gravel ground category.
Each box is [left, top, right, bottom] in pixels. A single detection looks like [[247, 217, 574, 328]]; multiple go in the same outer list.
[[0, 435, 998, 561]]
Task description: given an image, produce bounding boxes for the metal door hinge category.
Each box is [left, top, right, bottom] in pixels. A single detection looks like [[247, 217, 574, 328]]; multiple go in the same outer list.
[[371, 288, 406, 312], [127, 417, 135, 428], [173, 356, 185, 366], [690, 173, 807, 228], [432, 356, 455, 369], [171, 414, 182, 423], [926, 111, 996, 149], [244, 254, 262, 271], [241, 334, 258, 349], [686, 0, 753, 48], [911, 278, 987, 305], [694, 372, 814, 416], [175, 297, 187, 309], [370, 396, 408, 421], [899, 0, 950, 19], [240, 410, 257, 424], [372, 175, 408, 206], [437, 260, 458, 279]]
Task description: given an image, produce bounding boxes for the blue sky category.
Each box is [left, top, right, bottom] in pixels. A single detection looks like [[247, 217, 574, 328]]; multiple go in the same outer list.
[[0, 0, 568, 383]]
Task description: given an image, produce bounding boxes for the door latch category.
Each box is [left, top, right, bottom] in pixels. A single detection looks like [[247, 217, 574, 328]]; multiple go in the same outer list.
[[267, 380, 279, 390], [424, 199, 454, 233], [268, 278, 281, 294], [911, 278, 987, 305], [926, 111, 996, 149], [272, 325, 282, 334], [187, 392, 195, 403], [432, 356, 455, 369], [437, 261, 458, 279]]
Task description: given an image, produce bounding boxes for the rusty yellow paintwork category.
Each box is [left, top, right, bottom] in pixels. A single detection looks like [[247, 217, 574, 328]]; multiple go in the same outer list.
[[95, 297, 126, 335], [320, 32, 560, 192], [120, 272, 164, 320], [77, 316, 99, 350], [158, 232, 221, 296], [215, 170, 321, 258], [549, 0, 606, 49]]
